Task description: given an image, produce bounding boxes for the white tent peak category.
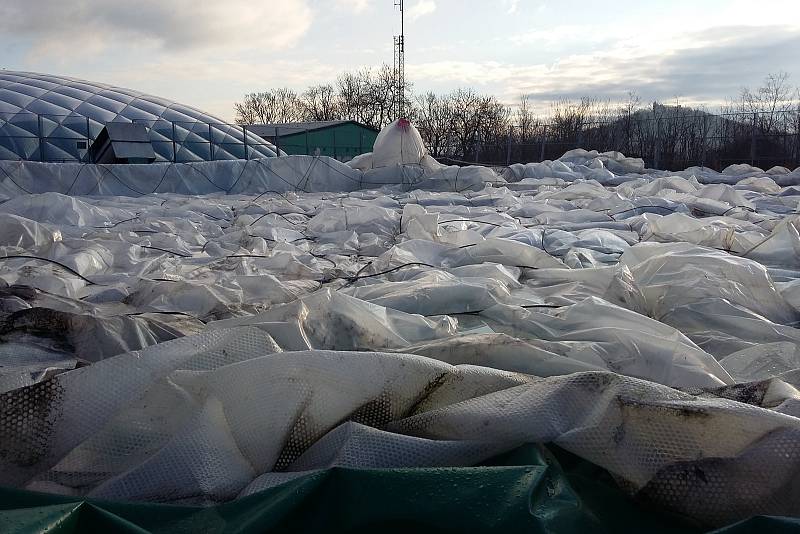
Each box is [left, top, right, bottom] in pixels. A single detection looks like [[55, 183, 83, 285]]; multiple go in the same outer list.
[[348, 118, 429, 171]]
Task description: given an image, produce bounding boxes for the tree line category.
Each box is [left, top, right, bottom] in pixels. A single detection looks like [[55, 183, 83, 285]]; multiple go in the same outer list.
[[235, 68, 800, 170]]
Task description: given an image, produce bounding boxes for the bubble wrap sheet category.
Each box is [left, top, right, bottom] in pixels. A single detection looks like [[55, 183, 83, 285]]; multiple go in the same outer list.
[[1, 331, 800, 526]]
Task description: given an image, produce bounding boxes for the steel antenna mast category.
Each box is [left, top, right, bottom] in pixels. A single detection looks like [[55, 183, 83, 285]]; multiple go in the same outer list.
[[393, 0, 405, 120]]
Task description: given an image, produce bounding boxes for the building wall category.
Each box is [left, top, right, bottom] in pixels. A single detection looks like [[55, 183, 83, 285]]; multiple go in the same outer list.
[[277, 123, 378, 161]]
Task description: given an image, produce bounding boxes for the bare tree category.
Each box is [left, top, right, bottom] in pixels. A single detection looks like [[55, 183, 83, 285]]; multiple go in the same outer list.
[[234, 88, 303, 125], [299, 84, 340, 121], [477, 96, 511, 161], [372, 64, 401, 128], [414, 92, 453, 158], [515, 95, 537, 141], [337, 68, 379, 128], [335, 64, 413, 129], [448, 89, 484, 160], [616, 91, 643, 154], [740, 72, 795, 134], [234, 67, 799, 169], [548, 98, 596, 142]]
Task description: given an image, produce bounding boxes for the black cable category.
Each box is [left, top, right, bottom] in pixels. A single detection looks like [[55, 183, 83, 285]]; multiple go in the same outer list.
[[308, 253, 337, 269], [223, 159, 254, 193], [0, 161, 33, 194], [438, 157, 511, 170], [609, 204, 755, 219], [138, 245, 191, 258], [0, 255, 99, 285], [186, 163, 228, 191], [352, 260, 374, 278], [225, 254, 273, 259], [147, 163, 173, 194], [223, 252, 336, 269], [340, 262, 438, 286], [247, 235, 316, 244], [439, 219, 510, 228], [63, 163, 87, 196], [237, 189, 305, 214], [252, 158, 314, 194], [94, 165, 151, 196], [421, 303, 563, 317], [190, 210, 227, 222], [315, 156, 367, 185], [424, 310, 482, 317], [125, 311, 208, 324], [91, 216, 140, 229], [249, 210, 309, 227], [295, 154, 320, 192]]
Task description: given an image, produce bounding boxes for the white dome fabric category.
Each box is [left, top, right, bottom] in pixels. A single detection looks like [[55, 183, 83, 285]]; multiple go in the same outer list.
[[0, 71, 277, 162], [371, 118, 427, 168]]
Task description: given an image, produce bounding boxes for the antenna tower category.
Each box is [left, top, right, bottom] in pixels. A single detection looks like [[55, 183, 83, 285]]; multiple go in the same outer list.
[[393, 0, 405, 120]]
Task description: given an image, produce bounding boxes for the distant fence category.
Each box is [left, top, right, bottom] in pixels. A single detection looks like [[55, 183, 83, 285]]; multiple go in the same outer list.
[[427, 109, 800, 172], [0, 113, 369, 164]]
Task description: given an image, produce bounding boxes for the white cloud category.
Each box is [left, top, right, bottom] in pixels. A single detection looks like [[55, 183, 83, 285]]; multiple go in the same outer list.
[[505, 0, 519, 14], [509, 25, 604, 47], [409, 25, 800, 108], [335, 0, 371, 13], [407, 0, 436, 21], [103, 57, 343, 120], [0, 0, 314, 58], [4, 1, 798, 120]]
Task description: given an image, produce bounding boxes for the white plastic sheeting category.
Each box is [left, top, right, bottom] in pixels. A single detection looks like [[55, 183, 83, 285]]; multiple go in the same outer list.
[[0, 156, 364, 198], [1, 126, 800, 527], [371, 118, 427, 168]]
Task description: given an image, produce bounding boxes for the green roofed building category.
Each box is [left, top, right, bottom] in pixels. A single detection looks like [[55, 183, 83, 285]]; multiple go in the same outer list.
[[248, 121, 379, 162]]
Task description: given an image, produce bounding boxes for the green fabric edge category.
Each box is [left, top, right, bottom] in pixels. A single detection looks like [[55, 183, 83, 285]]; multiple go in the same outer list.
[[0, 444, 795, 533]]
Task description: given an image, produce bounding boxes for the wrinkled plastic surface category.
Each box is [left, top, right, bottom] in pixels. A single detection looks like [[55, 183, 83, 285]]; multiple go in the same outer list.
[[1, 132, 800, 529]]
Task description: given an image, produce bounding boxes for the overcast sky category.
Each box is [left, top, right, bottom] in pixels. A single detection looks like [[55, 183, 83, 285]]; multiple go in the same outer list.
[[1, 0, 799, 120]]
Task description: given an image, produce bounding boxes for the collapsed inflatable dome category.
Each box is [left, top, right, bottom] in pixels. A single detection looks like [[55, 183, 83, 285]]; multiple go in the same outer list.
[[0, 118, 800, 532]]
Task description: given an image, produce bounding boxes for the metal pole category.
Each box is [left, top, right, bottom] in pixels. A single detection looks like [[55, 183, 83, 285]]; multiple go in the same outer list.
[[393, 0, 405, 120], [701, 114, 707, 168], [274, 126, 280, 157], [305, 129, 310, 155], [86, 116, 91, 162], [751, 113, 757, 166], [172, 122, 177, 162], [209, 123, 214, 161], [332, 128, 337, 160], [654, 118, 661, 169], [540, 125, 547, 162], [626, 111, 631, 155], [243, 125, 248, 160], [506, 126, 512, 166], [38, 113, 44, 162], [796, 104, 800, 168]]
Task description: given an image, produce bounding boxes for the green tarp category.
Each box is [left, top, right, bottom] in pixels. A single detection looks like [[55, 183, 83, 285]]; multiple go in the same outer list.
[[0, 445, 796, 533]]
